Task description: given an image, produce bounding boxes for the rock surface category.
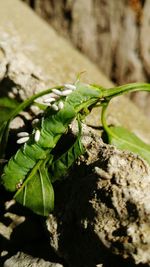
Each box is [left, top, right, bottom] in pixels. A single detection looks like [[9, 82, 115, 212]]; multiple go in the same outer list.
[[4, 252, 64, 267], [1, 0, 150, 141], [46, 125, 150, 267], [0, 1, 150, 267], [22, 0, 150, 117]]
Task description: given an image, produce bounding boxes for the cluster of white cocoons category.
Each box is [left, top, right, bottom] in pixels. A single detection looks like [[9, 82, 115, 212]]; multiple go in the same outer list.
[[17, 128, 41, 144], [17, 84, 76, 145], [43, 83, 76, 110], [17, 132, 30, 144]]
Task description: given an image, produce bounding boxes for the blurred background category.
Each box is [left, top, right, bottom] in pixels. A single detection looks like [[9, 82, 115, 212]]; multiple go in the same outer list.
[[22, 0, 150, 117]]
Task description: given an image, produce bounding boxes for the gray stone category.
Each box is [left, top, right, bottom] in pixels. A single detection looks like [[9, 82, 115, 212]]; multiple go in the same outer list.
[[0, 1, 150, 267], [4, 252, 64, 267], [46, 124, 150, 266], [1, 0, 150, 141], [0, 31, 47, 100], [22, 0, 150, 118]]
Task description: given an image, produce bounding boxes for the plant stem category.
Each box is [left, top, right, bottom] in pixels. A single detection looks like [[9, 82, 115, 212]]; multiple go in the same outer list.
[[101, 102, 111, 134], [102, 83, 150, 100], [9, 86, 63, 121]]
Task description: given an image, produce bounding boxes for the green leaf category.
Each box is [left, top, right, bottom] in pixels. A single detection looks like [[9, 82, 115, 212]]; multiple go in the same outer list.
[[101, 103, 150, 165], [0, 97, 19, 123], [0, 98, 20, 159], [0, 97, 19, 108], [107, 126, 150, 165], [0, 121, 9, 159], [14, 161, 54, 216], [0, 121, 7, 142]]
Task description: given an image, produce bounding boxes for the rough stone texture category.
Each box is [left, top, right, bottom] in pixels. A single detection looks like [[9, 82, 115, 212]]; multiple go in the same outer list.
[[0, 1, 150, 267], [1, 29, 150, 144], [0, 39, 46, 100], [22, 0, 143, 80], [2, 123, 150, 267], [0, 0, 113, 88], [22, 0, 150, 117], [0, 198, 65, 266], [46, 124, 150, 267], [4, 252, 64, 267], [1, 1, 150, 140]]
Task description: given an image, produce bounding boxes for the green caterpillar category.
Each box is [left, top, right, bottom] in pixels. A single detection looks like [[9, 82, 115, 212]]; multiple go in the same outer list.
[[1, 82, 103, 215], [2, 80, 150, 216], [2, 82, 101, 190]]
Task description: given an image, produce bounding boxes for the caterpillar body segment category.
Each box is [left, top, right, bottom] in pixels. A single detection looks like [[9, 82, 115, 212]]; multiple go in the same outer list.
[[50, 120, 84, 183], [50, 137, 84, 182], [2, 82, 103, 194], [2, 103, 77, 192], [67, 83, 102, 111]]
